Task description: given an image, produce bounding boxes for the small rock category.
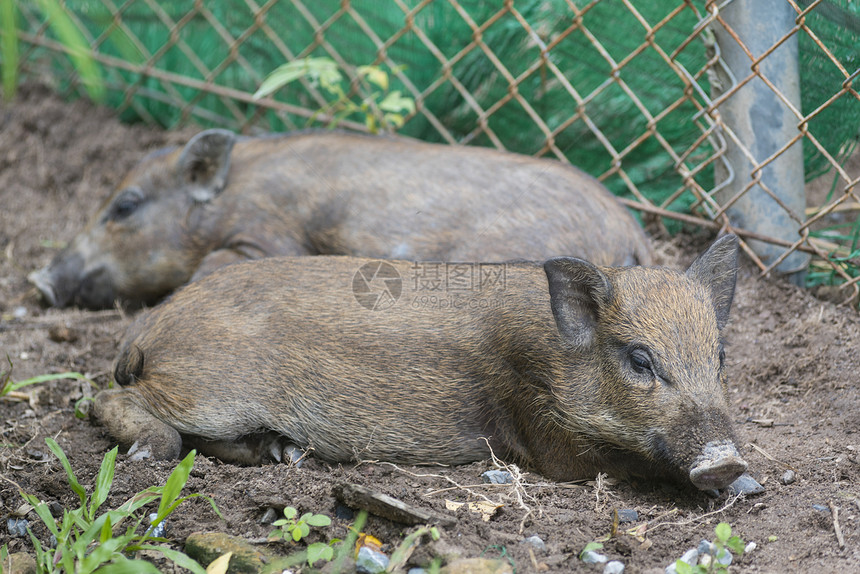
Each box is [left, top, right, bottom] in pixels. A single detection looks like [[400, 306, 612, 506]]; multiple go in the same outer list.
[[521, 535, 545, 550], [356, 546, 389, 574], [667, 548, 699, 573], [680, 548, 699, 565], [146, 513, 166, 538], [13, 306, 27, 319], [812, 504, 829, 512], [616, 508, 638, 523], [481, 470, 513, 484], [697, 540, 716, 556], [781, 470, 796, 485], [726, 474, 764, 495], [48, 324, 78, 343], [744, 541, 757, 554], [581, 550, 608, 565], [186, 531, 272, 573], [259, 507, 278, 524], [7, 517, 28, 537], [408, 569, 428, 574], [3, 552, 37, 574], [25, 449, 45, 460], [603, 561, 625, 574], [715, 548, 732, 567]]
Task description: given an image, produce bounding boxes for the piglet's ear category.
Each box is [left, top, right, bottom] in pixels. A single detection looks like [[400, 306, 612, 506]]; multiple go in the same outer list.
[[544, 257, 612, 348], [686, 234, 739, 331], [177, 129, 236, 203]]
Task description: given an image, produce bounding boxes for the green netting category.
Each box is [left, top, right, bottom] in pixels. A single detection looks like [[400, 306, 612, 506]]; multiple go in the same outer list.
[[5, 0, 859, 208]]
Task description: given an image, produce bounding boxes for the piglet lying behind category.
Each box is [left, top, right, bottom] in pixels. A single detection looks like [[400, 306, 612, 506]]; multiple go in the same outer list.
[[95, 235, 746, 490]]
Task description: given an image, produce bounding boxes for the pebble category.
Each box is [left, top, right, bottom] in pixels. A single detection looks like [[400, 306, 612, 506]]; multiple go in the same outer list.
[[185, 531, 271, 572], [521, 535, 545, 550], [666, 548, 699, 574], [356, 546, 390, 574], [781, 470, 796, 485], [49, 501, 64, 518], [481, 470, 513, 484], [727, 474, 765, 495], [146, 513, 166, 538], [25, 449, 45, 460], [813, 504, 829, 512], [3, 552, 36, 574], [680, 548, 699, 565], [581, 550, 608, 565], [603, 560, 625, 574], [697, 540, 716, 556], [616, 508, 638, 523], [13, 306, 27, 319], [259, 507, 278, 524], [744, 541, 757, 554], [715, 548, 732, 566], [407, 569, 427, 574], [7, 517, 28, 537]]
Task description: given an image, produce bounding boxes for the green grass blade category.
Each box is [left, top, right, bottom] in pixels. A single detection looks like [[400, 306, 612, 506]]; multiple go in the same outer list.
[[45, 437, 87, 508], [160, 492, 223, 521], [0, 0, 18, 101], [34, 0, 105, 102], [155, 450, 195, 521], [92, 558, 162, 574], [5, 371, 95, 394], [135, 545, 206, 574], [331, 510, 368, 573], [90, 446, 118, 519], [20, 493, 61, 539]]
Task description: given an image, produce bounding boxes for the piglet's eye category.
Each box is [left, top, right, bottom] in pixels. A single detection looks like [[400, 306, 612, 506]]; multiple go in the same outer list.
[[109, 188, 144, 221], [629, 348, 654, 376]]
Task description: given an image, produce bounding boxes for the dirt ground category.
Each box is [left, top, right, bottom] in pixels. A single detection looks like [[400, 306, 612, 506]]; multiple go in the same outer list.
[[2, 84, 860, 573]]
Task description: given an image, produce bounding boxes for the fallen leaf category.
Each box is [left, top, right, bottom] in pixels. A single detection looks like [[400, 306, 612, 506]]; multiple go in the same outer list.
[[206, 552, 232, 574], [445, 499, 503, 521]]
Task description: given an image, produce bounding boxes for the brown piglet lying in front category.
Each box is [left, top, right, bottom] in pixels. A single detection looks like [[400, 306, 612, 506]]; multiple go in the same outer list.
[[95, 235, 746, 491]]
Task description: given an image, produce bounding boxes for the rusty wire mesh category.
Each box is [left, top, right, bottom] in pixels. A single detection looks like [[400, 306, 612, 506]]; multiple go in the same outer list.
[[6, 0, 860, 298]]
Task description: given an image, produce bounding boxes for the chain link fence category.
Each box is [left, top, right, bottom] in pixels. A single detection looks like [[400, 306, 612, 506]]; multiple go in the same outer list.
[[6, 0, 860, 298]]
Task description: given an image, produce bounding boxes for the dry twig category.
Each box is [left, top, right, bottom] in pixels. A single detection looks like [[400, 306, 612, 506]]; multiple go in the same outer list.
[[829, 501, 845, 548], [645, 492, 743, 534], [748, 442, 796, 471]]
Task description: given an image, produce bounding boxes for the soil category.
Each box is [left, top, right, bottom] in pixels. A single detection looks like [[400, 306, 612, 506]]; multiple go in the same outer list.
[[2, 84, 859, 573]]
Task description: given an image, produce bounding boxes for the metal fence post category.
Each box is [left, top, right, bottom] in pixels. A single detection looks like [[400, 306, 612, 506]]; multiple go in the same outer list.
[[711, 0, 810, 284]]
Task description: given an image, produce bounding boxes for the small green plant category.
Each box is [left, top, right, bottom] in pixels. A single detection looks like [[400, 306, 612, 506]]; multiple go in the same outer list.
[[268, 506, 333, 566], [674, 522, 745, 574], [579, 541, 604, 560], [20, 438, 219, 573], [0, 0, 104, 101], [0, 356, 96, 418], [254, 56, 416, 133], [265, 509, 368, 571]]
